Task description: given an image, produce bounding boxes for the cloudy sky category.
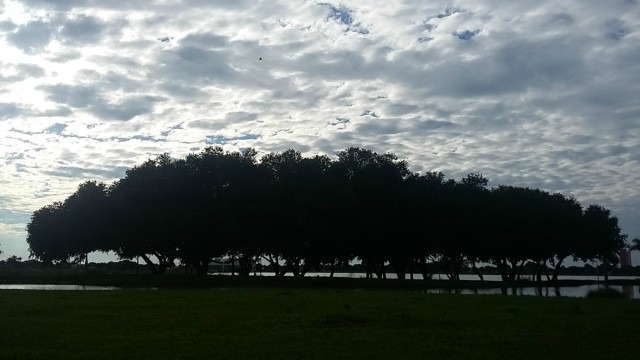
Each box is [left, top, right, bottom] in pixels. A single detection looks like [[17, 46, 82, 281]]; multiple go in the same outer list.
[[1, 0, 639, 263]]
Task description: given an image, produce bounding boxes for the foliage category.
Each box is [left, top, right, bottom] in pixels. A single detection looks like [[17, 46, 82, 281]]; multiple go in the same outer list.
[[25, 147, 630, 279]]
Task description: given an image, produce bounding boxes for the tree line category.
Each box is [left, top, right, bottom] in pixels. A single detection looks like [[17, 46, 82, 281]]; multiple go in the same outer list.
[[26, 147, 629, 281]]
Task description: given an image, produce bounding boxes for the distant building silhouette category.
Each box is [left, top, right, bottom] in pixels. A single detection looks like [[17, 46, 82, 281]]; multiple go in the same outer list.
[[619, 249, 632, 267]]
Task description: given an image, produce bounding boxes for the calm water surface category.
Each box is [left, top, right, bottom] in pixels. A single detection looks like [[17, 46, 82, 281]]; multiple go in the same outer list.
[[0, 284, 119, 290], [1, 273, 638, 298], [423, 284, 640, 299], [234, 272, 640, 299]]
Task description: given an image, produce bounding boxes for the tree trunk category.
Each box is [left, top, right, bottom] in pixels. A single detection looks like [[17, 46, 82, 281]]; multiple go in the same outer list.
[[278, 261, 290, 277], [158, 262, 167, 274], [262, 254, 281, 276], [230, 255, 235, 276], [516, 260, 525, 281], [271, 255, 279, 275], [508, 260, 520, 282], [195, 259, 209, 276], [140, 254, 159, 274], [453, 255, 463, 281], [156, 254, 170, 274], [543, 261, 551, 281], [365, 261, 372, 279], [391, 259, 406, 280], [294, 260, 302, 277], [535, 260, 542, 282], [552, 256, 567, 281], [471, 261, 484, 281], [439, 257, 455, 280], [238, 255, 255, 276], [285, 258, 302, 277], [419, 257, 431, 280], [497, 259, 509, 281], [301, 260, 314, 277], [409, 260, 415, 280], [372, 262, 385, 279]]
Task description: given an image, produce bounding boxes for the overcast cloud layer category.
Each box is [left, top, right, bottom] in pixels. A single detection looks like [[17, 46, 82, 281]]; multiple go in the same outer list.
[[1, 0, 639, 263]]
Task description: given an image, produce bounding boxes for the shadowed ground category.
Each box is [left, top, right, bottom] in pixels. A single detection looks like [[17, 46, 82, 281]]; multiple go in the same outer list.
[[0, 288, 638, 359]]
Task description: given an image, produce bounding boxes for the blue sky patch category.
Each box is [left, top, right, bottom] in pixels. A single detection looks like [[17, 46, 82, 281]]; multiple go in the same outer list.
[[330, 117, 350, 126], [454, 29, 480, 40], [320, 3, 368, 34], [205, 133, 260, 145], [321, 3, 353, 25], [46, 123, 67, 134], [436, 6, 464, 19], [0, 209, 30, 225], [605, 20, 629, 40], [360, 110, 379, 118]]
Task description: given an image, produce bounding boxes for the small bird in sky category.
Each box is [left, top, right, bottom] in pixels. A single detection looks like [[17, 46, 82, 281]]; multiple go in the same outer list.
[[259, 57, 262, 60]]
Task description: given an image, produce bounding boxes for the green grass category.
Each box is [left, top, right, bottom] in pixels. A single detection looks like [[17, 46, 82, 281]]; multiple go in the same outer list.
[[0, 289, 638, 360]]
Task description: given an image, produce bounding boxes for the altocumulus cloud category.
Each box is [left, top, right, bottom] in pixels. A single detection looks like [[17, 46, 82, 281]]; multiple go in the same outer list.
[[0, 0, 639, 263]]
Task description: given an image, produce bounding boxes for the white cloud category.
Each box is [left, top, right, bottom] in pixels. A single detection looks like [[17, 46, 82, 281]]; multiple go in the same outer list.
[[0, 0, 639, 263]]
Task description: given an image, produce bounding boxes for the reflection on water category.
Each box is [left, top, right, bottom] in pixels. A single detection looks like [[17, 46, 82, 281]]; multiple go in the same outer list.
[[0, 284, 119, 290], [240, 272, 640, 299], [246, 272, 639, 282], [0, 276, 637, 299], [423, 285, 640, 299]]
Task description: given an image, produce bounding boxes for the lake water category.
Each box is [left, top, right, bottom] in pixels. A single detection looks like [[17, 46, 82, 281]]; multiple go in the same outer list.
[[219, 272, 640, 299], [284, 272, 638, 282], [423, 284, 640, 299], [0, 284, 119, 291], [1, 273, 638, 298], [1, 281, 636, 298]]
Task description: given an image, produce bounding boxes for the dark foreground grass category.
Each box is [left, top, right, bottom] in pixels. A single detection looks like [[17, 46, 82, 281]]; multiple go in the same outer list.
[[0, 289, 638, 360]]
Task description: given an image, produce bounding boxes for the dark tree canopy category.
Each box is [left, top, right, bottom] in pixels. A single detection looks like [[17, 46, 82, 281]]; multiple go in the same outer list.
[[25, 147, 629, 280]]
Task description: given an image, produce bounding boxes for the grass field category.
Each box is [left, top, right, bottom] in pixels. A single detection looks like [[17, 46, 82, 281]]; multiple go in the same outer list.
[[0, 288, 638, 360]]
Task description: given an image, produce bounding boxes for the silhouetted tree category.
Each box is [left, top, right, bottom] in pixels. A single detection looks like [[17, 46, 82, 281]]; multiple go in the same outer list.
[[176, 147, 261, 275], [108, 154, 183, 274], [333, 147, 411, 279], [26, 202, 70, 263], [426, 173, 489, 280], [215, 148, 266, 276], [62, 181, 110, 265], [488, 186, 544, 281], [259, 150, 337, 276], [545, 193, 583, 281], [577, 205, 627, 282], [25, 146, 630, 283]]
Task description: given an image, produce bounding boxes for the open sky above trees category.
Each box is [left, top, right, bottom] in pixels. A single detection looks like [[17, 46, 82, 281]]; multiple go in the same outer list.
[[0, 1, 639, 262]]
